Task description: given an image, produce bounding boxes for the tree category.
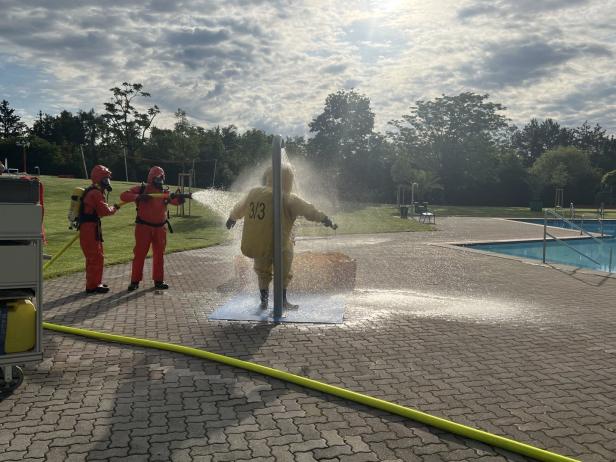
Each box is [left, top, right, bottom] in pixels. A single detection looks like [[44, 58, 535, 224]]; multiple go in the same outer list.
[[601, 170, 616, 190], [388, 92, 512, 203], [530, 146, 600, 204], [308, 89, 375, 168], [494, 152, 529, 206], [103, 82, 160, 180], [0, 100, 27, 139], [307, 89, 381, 199], [598, 169, 616, 205], [171, 109, 200, 163], [390, 92, 510, 148], [32, 110, 85, 145], [284, 136, 307, 158], [511, 118, 574, 166]]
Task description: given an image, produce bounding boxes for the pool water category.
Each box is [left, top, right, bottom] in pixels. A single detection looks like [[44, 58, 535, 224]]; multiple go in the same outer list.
[[466, 219, 616, 272]]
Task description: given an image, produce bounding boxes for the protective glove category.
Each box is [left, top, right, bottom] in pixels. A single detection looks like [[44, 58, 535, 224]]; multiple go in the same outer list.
[[226, 218, 236, 230], [113, 204, 121, 211], [322, 217, 338, 230], [170, 190, 186, 204]]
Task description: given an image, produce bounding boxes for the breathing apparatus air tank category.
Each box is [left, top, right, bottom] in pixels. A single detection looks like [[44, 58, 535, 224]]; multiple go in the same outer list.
[[68, 186, 85, 229]]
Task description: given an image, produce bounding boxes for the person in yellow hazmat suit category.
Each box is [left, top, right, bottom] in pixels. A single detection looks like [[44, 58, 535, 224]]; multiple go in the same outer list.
[[226, 164, 337, 309]]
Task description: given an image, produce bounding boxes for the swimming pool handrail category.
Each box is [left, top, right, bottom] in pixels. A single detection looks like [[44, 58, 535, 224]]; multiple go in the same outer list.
[[544, 230, 603, 266], [544, 209, 604, 246]]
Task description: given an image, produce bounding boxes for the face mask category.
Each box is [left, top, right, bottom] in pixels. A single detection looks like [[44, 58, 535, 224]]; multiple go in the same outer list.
[[100, 177, 113, 192], [153, 176, 165, 190]]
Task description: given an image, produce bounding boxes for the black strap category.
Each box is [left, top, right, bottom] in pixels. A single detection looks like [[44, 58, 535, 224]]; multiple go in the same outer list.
[[135, 217, 174, 233], [78, 186, 103, 241], [135, 185, 174, 233], [136, 217, 166, 227], [135, 183, 146, 212], [79, 213, 99, 224], [78, 186, 97, 223]]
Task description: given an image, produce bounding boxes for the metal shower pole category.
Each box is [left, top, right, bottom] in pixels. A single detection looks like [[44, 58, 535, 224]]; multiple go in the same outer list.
[[272, 136, 284, 319]]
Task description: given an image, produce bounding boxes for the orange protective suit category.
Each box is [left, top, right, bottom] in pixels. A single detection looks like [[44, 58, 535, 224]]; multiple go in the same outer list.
[[79, 166, 116, 291], [120, 167, 182, 284]]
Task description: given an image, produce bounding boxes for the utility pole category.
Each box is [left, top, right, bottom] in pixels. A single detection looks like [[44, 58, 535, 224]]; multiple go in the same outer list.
[[79, 145, 88, 179], [16, 140, 30, 173], [211, 159, 217, 188], [123, 145, 129, 182], [411, 182, 418, 216]]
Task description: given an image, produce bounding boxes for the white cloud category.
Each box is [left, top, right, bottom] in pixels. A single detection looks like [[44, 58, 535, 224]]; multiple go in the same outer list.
[[0, 0, 615, 135]]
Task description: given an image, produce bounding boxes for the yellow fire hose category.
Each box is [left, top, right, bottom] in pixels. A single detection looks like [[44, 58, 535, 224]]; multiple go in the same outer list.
[[42, 322, 579, 462], [43, 193, 168, 271]]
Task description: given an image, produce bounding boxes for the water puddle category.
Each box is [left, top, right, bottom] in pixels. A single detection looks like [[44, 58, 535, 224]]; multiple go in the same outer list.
[[346, 288, 543, 325]]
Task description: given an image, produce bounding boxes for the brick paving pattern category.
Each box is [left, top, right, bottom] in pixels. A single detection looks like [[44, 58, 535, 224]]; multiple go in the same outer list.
[[1, 217, 615, 461]]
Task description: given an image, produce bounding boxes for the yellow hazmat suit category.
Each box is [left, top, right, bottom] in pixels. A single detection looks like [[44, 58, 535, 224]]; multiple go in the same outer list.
[[229, 165, 328, 290]]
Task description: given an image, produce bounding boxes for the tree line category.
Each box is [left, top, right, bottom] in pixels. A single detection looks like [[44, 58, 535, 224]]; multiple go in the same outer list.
[[2, 84, 616, 206]]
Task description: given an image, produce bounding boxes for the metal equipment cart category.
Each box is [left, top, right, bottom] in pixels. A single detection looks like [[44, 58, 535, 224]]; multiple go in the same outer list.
[[0, 175, 43, 394]]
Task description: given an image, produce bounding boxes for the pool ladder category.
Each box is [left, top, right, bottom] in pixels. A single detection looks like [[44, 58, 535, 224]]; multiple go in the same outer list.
[[542, 209, 613, 273]]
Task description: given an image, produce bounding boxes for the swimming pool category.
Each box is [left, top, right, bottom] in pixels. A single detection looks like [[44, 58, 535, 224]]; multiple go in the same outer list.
[[466, 236, 616, 273]]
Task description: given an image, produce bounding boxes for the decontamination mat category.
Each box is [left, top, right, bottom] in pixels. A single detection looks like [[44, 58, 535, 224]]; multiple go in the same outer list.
[[209, 292, 346, 323]]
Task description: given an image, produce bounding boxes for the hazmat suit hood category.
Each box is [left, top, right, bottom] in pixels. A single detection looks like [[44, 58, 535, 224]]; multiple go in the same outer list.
[[263, 164, 294, 193], [147, 166, 165, 190], [91, 165, 112, 191]]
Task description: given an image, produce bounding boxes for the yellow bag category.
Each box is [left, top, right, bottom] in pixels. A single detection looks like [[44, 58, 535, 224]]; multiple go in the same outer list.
[[0, 299, 36, 354]]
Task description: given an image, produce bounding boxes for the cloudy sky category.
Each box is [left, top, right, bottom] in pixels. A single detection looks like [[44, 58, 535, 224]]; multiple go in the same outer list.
[[1, 0, 615, 136]]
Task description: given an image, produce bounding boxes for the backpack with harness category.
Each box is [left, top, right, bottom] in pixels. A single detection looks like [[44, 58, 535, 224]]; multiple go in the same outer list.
[[67, 185, 104, 240], [134, 183, 174, 233]]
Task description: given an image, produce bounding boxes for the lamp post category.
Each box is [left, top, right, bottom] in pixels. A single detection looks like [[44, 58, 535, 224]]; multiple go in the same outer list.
[[211, 158, 217, 188], [16, 140, 30, 174], [411, 182, 418, 216], [123, 146, 129, 182]]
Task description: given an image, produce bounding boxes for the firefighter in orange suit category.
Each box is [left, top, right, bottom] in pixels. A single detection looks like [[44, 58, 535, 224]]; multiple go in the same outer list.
[[120, 166, 184, 291], [79, 165, 118, 294]]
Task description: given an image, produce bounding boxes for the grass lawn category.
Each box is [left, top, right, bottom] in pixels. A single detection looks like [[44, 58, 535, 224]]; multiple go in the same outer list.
[[431, 205, 543, 218], [41, 175, 226, 279], [40, 177, 436, 278], [296, 204, 431, 236], [42, 175, 612, 278]]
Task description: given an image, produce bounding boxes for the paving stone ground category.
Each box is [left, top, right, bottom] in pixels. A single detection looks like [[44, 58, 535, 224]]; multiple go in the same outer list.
[[2, 217, 616, 461]]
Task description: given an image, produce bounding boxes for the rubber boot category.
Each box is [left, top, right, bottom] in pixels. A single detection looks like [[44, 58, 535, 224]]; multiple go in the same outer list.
[[86, 285, 110, 294], [259, 289, 268, 309], [283, 289, 299, 310], [154, 281, 169, 290], [127, 282, 139, 292]]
